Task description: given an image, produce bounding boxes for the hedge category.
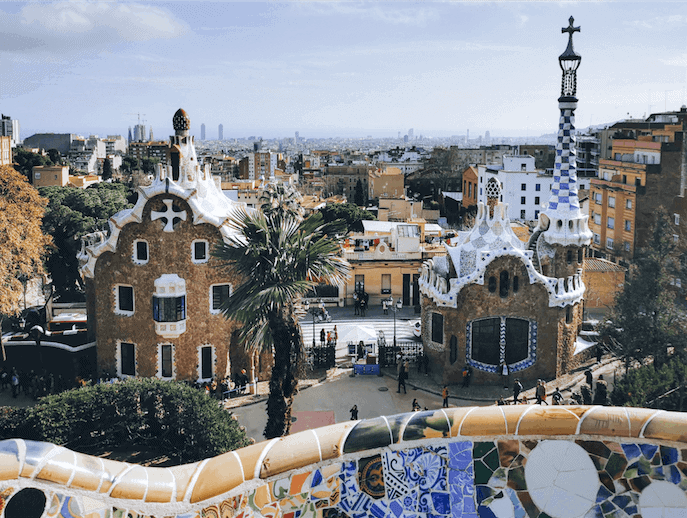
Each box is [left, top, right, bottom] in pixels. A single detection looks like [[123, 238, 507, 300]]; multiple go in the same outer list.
[[0, 378, 250, 463]]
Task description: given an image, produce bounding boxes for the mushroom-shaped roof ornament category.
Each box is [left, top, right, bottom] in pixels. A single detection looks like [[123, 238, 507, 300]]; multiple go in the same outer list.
[[173, 108, 190, 135]]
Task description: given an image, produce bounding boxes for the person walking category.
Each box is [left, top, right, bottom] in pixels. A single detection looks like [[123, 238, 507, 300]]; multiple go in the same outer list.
[[442, 385, 449, 408], [513, 378, 523, 404], [350, 405, 358, 420], [593, 375, 609, 406], [397, 362, 407, 394], [382, 299, 388, 315], [536, 380, 548, 405], [10, 369, 19, 399], [320, 328, 325, 346], [552, 387, 564, 405], [584, 368, 593, 387]]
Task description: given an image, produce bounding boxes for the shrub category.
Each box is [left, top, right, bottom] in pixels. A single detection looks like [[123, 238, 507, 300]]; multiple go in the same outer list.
[[611, 357, 687, 411], [0, 378, 250, 463]]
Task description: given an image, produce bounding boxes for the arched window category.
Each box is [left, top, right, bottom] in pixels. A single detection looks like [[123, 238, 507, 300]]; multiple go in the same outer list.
[[488, 276, 496, 293], [499, 271, 509, 298], [513, 276, 519, 293], [567, 250, 573, 264], [449, 335, 458, 364]]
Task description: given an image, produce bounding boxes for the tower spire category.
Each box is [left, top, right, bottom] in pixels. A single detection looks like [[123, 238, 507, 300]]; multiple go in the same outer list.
[[539, 16, 592, 247]]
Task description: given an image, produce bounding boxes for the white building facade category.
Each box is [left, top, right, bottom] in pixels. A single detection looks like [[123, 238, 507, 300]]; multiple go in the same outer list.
[[477, 156, 555, 222]]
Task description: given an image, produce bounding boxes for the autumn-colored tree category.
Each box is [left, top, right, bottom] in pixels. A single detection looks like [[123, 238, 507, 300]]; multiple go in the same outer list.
[[0, 165, 51, 330]]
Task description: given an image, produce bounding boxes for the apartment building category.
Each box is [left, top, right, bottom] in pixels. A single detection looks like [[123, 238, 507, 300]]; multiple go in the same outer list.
[[588, 109, 687, 263]]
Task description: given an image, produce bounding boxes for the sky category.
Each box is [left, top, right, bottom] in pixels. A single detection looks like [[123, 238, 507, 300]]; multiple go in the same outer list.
[[2, 1, 687, 140]]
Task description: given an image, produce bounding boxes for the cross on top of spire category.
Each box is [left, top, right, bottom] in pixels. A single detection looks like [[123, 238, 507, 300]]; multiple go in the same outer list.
[[560, 16, 581, 61], [562, 16, 580, 39]]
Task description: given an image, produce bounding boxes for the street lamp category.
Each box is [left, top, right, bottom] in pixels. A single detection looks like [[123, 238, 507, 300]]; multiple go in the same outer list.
[[392, 298, 402, 347], [304, 300, 316, 348]]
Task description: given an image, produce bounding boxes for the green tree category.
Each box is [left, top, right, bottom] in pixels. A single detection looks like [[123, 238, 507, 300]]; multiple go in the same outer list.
[[354, 178, 366, 206], [120, 156, 138, 175], [213, 183, 350, 438], [141, 157, 159, 175], [319, 203, 376, 233], [601, 210, 686, 371], [46, 149, 62, 166], [0, 378, 250, 464], [40, 183, 134, 300], [102, 157, 113, 181], [0, 166, 51, 332], [12, 148, 52, 181]]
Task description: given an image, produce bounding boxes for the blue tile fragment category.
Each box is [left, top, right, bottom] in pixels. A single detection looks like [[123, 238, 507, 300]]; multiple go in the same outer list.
[[595, 485, 613, 503], [640, 444, 658, 460], [661, 445, 678, 466], [431, 492, 450, 515], [621, 443, 641, 460]]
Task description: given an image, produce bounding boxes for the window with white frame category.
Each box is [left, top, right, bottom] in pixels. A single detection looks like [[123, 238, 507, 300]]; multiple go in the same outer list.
[[198, 345, 214, 381], [593, 233, 600, 245], [625, 220, 631, 232], [115, 285, 135, 315], [607, 216, 615, 229], [159, 343, 174, 379], [192, 240, 209, 263], [120, 342, 136, 376], [609, 196, 616, 208], [626, 199, 632, 209], [593, 212, 601, 225], [210, 284, 232, 314], [606, 238, 614, 250], [133, 239, 149, 265]]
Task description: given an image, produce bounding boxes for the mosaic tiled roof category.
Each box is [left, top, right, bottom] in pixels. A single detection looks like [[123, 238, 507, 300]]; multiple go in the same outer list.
[[1, 406, 686, 518], [419, 201, 584, 308]]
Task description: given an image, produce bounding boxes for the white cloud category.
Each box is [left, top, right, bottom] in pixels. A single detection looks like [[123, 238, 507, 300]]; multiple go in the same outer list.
[[625, 14, 687, 30], [0, 1, 188, 56], [19, 1, 187, 40]]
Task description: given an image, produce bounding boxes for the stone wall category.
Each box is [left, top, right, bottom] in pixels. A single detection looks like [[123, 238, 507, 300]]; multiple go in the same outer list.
[[2, 406, 686, 518]]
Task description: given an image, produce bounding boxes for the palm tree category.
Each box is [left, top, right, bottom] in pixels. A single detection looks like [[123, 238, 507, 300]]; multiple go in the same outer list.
[[213, 186, 349, 438]]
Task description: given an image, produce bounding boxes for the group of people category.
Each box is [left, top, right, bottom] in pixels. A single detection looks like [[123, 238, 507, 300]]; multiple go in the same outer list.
[[319, 326, 338, 347], [352, 291, 369, 316], [1, 367, 70, 400]]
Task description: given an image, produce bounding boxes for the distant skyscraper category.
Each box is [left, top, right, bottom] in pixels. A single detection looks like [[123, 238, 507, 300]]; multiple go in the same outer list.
[[218, 124, 223, 140], [408, 128, 414, 140], [200, 123, 206, 141], [149, 127, 154, 141], [133, 124, 146, 142], [467, 129, 470, 142], [295, 131, 299, 143], [398, 132, 401, 139], [127, 127, 133, 145], [485, 130, 491, 143]]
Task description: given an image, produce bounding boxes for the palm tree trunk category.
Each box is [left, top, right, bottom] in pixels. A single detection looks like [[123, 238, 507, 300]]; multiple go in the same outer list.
[[264, 313, 302, 439]]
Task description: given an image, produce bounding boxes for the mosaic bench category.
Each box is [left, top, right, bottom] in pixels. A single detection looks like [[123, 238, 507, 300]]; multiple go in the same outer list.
[[1, 405, 686, 518]]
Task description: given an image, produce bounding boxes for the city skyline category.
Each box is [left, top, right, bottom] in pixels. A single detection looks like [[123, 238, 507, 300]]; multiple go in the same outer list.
[[2, 1, 687, 140]]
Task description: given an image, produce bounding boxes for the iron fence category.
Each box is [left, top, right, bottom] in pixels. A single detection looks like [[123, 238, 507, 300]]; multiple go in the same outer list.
[[378, 342, 424, 367]]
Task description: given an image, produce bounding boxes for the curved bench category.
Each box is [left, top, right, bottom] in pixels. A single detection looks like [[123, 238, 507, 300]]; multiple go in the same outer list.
[[1, 405, 686, 518]]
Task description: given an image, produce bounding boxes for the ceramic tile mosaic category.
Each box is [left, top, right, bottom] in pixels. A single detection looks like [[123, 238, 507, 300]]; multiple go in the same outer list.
[[3, 407, 687, 518]]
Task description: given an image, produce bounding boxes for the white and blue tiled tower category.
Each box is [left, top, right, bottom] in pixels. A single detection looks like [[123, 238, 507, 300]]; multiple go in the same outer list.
[[540, 17, 592, 248]]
